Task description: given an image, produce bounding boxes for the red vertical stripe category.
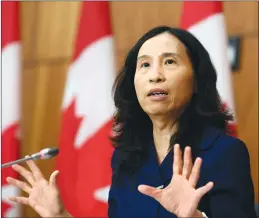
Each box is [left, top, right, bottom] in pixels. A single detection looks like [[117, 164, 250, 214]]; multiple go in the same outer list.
[[1, 2, 20, 49], [1, 2, 20, 217], [1, 125, 20, 217], [180, 1, 237, 137], [57, 2, 114, 216], [180, 2, 223, 29], [73, 1, 112, 61]]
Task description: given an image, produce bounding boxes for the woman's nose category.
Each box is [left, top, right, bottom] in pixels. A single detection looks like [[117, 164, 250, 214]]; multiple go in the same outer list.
[[149, 66, 166, 83]]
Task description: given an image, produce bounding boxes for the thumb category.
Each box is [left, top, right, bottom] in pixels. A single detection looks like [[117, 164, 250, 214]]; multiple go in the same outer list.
[[197, 181, 214, 198], [49, 170, 60, 189], [138, 185, 162, 200]]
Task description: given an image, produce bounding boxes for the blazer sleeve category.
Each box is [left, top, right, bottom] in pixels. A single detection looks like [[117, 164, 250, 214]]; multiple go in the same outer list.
[[204, 139, 257, 218], [108, 149, 118, 218]]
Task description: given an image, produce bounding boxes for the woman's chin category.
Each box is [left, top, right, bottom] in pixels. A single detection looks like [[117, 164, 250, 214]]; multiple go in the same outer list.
[[145, 108, 170, 117]]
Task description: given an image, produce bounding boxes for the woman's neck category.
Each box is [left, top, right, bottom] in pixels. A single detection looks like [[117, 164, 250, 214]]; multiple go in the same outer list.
[[151, 115, 178, 164]]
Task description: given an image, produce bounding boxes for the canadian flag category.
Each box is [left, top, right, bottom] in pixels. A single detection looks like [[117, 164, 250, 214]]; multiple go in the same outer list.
[[180, 1, 237, 136], [56, 2, 115, 217], [1, 2, 21, 217]]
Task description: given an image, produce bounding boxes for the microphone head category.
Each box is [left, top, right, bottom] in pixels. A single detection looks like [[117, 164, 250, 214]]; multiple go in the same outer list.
[[40, 147, 59, 159], [46, 147, 59, 156]]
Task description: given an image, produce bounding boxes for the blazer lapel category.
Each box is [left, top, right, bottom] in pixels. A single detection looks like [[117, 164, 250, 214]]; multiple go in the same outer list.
[[158, 125, 223, 186]]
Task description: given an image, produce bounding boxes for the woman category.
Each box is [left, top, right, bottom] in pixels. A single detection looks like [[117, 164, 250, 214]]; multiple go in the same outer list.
[[6, 26, 256, 218]]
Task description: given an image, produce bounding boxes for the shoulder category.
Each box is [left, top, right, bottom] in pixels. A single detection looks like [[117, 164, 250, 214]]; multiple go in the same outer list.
[[198, 128, 257, 218], [200, 125, 249, 153], [199, 125, 251, 169]]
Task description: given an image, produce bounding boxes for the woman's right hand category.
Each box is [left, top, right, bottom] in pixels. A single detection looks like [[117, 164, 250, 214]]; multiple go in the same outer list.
[[6, 157, 71, 217]]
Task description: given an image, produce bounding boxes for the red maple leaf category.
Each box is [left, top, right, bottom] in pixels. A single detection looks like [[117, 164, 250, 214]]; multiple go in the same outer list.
[[56, 97, 83, 214], [1, 123, 19, 217], [75, 118, 113, 217], [56, 97, 114, 217]]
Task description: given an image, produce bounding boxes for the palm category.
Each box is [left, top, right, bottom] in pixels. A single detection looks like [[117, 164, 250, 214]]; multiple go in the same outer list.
[[27, 180, 63, 217], [138, 144, 213, 218], [160, 175, 200, 217], [6, 158, 66, 217]]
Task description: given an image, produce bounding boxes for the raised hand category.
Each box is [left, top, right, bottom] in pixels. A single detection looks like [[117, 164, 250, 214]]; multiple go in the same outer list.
[[138, 144, 213, 218], [6, 157, 70, 217]]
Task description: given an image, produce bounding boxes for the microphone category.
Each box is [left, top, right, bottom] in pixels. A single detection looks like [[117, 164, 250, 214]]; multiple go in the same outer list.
[[1, 147, 59, 169]]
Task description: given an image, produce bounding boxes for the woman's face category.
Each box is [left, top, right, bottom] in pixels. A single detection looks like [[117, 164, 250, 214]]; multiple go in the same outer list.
[[134, 32, 194, 117]]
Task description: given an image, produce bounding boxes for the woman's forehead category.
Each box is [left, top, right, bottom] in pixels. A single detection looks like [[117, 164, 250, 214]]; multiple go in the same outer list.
[[138, 32, 187, 58]]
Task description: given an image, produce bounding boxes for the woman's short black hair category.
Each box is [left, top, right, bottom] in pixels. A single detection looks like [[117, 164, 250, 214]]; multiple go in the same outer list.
[[110, 26, 233, 175]]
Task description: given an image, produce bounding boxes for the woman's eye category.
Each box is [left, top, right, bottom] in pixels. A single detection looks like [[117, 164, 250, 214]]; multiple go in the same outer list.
[[140, 62, 150, 68], [165, 59, 175, 65]]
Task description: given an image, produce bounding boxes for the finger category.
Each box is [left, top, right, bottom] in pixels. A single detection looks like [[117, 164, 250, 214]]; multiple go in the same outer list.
[[49, 170, 59, 189], [182, 146, 193, 178], [12, 164, 35, 186], [197, 182, 214, 198], [6, 177, 32, 194], [173, 144, 183, 175], [25, 155, 44, 181], [189, 157, 202, 187], [138, 185, 162, 201], [8, 196, 29, 205]]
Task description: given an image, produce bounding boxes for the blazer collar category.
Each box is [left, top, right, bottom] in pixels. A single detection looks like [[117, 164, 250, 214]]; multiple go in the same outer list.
[[199, 125, 223, 150], [152, 125, 223, 186]]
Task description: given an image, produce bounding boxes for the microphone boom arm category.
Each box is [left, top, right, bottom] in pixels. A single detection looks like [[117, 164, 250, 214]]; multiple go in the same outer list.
[[1, 147, 59, 169], [1, 156, 33, 169]]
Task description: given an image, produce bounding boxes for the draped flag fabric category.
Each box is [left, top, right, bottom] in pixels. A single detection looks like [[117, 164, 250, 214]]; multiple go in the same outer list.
[[1, 2, 21, 217], [180, 1, 237, 136], [56, 2, 116, 217]]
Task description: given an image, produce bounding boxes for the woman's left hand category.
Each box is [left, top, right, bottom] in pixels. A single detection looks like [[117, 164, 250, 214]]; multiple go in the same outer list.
[[138, 144, 213, 218]]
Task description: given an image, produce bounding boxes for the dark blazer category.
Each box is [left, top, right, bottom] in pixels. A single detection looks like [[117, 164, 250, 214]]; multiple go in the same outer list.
[[108, 126, 257, 218]]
